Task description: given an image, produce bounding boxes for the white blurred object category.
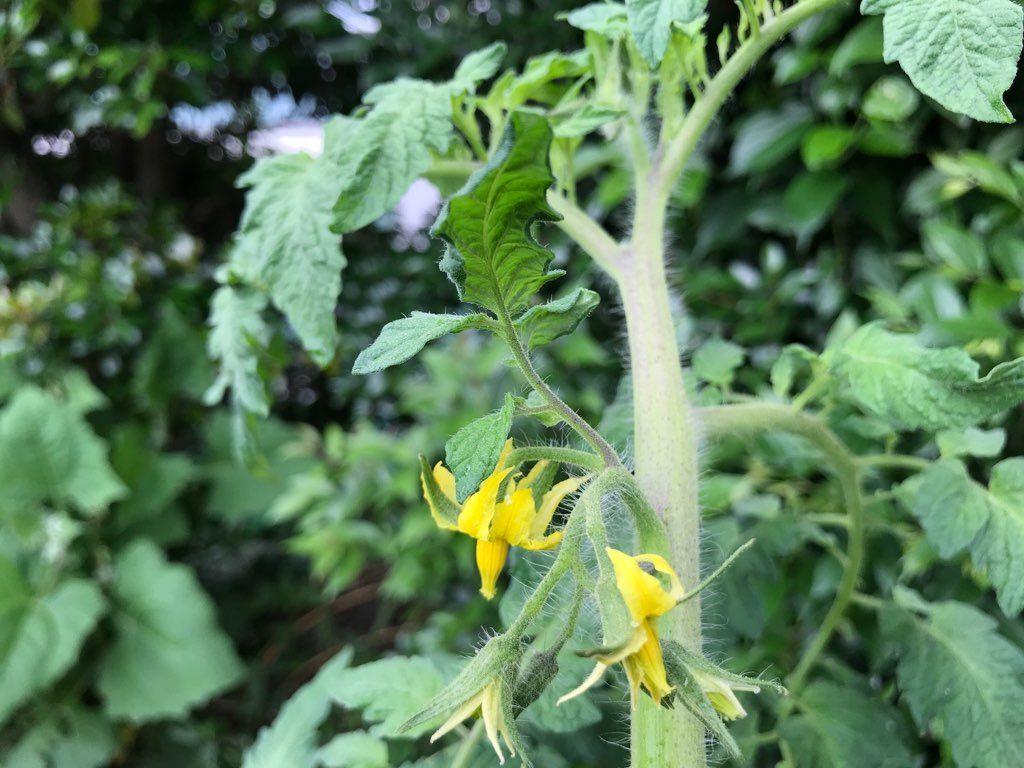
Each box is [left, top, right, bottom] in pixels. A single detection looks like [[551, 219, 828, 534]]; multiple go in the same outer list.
[[326, 0, 382, 34], [248, 119, 326, 157], [395, 179, 442, 238]]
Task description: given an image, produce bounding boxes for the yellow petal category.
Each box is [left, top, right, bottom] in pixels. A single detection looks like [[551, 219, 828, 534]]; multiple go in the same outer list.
[[606, 547, 680, 622], [529, 475, 585, 540], [421, 462, 459, 532], [517, 459, 550, 490], [490, 487, 535, 544], [458, 466, 514, 539], [475, 539, 510, 599], [494, 438, 515, 471], [429, 689, 483, 744], [556, 662, 609, 706], [634, 553, 686, 603], [480, 683, 507, 765], [629, 620, 672, 705], [691, 669, 758, 721], [433, 463, 457, 505], [518, 530, 563, 551]]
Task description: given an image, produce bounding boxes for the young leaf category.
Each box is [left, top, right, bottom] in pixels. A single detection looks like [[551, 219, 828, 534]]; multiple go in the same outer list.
[[434, 111, 563, 316], [444, 396, 515, 503], [902, 459, 1024, 615], [317, 731, 388, 768], [0, 387, 126, 513], [235, 117, 355, 365], [353, 312, 493, 374], [513, 288, 600, 350], [205, 285, 271, 416], [881, 595, 1024, 768], [330, 657, 445, 737], [779, 681, 918, 768], [832, 322, 1024, 431], [334, 79, 453, 233], [452, 42, 508, 93], [244, 650, 354, 768], [98, 540, 244, 721], [692, 338, 744, 388], [553, 105, 626, 138], [936, 427, 1006, 458], [0, 564, 106, 726], [561, 2, 629, 38], [860, 0, 1023, 123], [627, 0, 707, 66]]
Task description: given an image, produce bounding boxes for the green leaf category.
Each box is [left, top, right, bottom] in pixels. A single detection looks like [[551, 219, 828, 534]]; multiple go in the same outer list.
[[0, 387, 126, 513], [902, 459, 1024, 615], [244, 650, 353, 768], [353, 312, 492, 374], [334, 79, 453, 233], [860, 0, 1023, 123], [332, 657, 445, 738], [881, 595, 1024, 768], [861, 75, 920, 122], [832, 322, 1024, 431], [434, 111, 563, 316], [780, 681, 917, 767], [729, 106, 814, 176], [98, 540, 244, 721], [692, 338, 744, 387], [560, 2, 629, 38], [513, 288, 600, 349], [204, 286, 271, 416], [553, 105, 626, 138], [921, 218, 988, 276], [445, 395, 515, 503], [4, 708, 118, 768], [452, 42, 507, 93], [936, 426, 1006, 458], [317, 731, 388, 768], [0, 565, 105, 725], [627, 0, 707, 66], [235, 118, 354, 365], [801, 126, 858, 171]]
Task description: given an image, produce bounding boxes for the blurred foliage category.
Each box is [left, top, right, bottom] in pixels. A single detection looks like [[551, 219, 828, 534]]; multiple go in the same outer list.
[[0, 0, 1022, 766]]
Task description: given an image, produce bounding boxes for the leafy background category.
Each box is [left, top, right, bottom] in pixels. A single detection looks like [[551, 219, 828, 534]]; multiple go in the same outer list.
[[1, 0, 1022, 766]]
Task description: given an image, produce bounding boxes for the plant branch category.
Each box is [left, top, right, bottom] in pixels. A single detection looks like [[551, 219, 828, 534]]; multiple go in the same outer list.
[[499, 312, 621, 468], [857, 453, 930, 471], [698, 404, 865, 695], [506, 446, 604, 473], [547, 190, 624, 280], [656, 0, 849, 200]]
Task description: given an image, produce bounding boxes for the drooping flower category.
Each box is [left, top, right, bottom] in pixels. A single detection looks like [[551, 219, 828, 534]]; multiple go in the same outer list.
[[430, 680, 515, 764], [421, 440, 584, 599], [689, 668, 761, 720], [558, 548, 685, 708]]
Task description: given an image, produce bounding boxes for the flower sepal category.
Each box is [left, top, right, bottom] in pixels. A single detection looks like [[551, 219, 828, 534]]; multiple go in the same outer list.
[[398, 634, 530, 765], [662, 639, 787, 760]]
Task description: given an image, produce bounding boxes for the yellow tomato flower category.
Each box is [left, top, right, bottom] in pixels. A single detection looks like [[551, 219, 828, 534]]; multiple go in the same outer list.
[[689, 668, 760, 720], [422, 440, 584, 599], [558, 547, 685, 709], [429, 680, 515, 764]]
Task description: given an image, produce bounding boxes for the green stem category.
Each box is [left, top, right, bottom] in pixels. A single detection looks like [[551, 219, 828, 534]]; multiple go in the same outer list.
[[622, 168, 705, 768], [505, 446, 604, 473], [499, 312, 621, 468], [425, 158, 480, 188], [678, 538, 756, 605], [546, 191, 623, 280], [698, 404, 865, 696], [656, 0, 848, 200], [451, 720, 485, 768]]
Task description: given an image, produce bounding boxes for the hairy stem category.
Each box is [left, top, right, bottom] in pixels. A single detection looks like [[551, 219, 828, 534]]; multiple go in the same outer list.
[[499, 312, 621, 468], [698, 404, 865, 695], [622, 180, 706, 768], [505, 446, 604, 473], [656, 0, 849, 200], [547, 190, 623, 280]]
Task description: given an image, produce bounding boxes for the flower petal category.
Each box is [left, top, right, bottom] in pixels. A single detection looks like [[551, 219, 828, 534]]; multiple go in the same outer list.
[[518, 530, 563, 551], [529, 475, 585, 539], [475, 538, 510, 599], [490, 487, 535, 544], [606, 548, 679, 622], [458, 466, 514, 539], [556, 662, 609, 706]]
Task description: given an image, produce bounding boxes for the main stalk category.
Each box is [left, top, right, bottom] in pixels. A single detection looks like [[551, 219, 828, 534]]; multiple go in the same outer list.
[[621, 180, 705, 768]]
